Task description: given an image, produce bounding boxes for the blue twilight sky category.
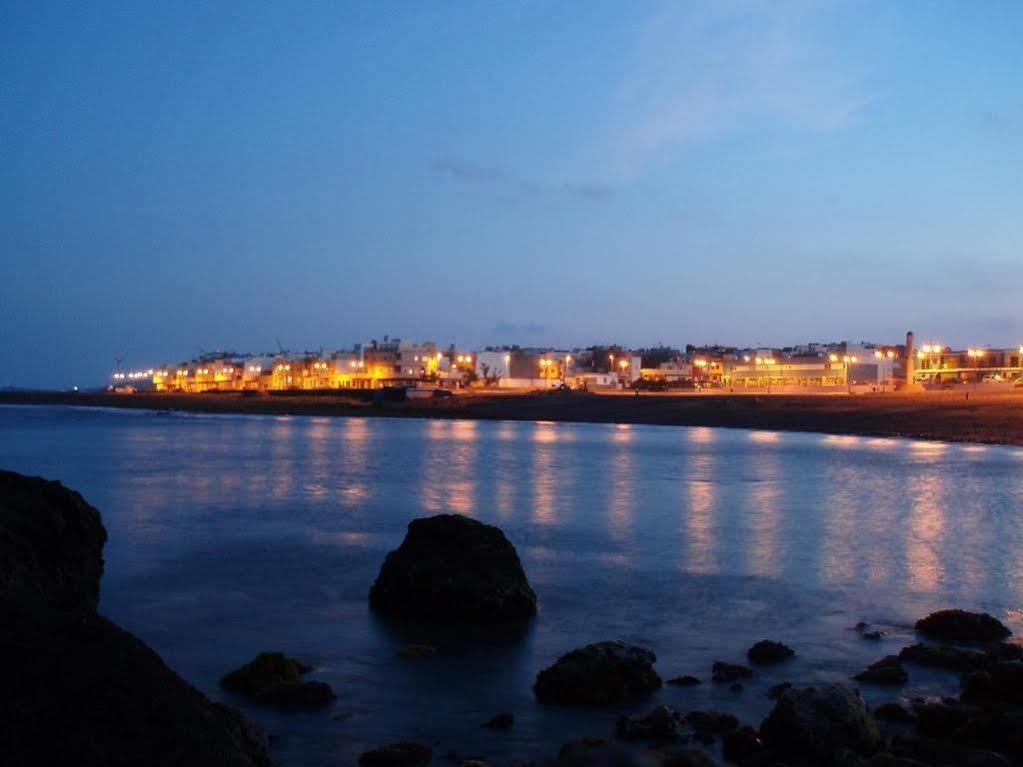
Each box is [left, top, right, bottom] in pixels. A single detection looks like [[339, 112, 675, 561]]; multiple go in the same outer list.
[[2, 1, 1022, 388]]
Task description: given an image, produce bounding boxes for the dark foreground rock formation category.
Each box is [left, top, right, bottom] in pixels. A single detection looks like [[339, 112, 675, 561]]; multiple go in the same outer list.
[[915, 609, 1011, 642], [746, 639, 795, 666], [534, 641, 662, 705], [369, 513, 537, 624], [0, 469, 270, 767]]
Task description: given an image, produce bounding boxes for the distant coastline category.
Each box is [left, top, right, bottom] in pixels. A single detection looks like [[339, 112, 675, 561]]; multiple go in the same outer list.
[[4, 389, 1023, 447]]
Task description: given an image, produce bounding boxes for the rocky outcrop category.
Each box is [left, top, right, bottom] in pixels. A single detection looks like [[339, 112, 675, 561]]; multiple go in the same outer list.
[[760, 683, 881, 764], [855, 656, 909, 685], [747, 640, 795, 666], [369, 514, 537, 624], [0, 469, 106, 611], [711, 661, 752, 682], [899, 642, 989, 671], [915, 610, 1011, 643], [557, 738, 659, 767], [0, 597, 270, 767], [0, 468, 271, 767], [358, 741, 433, 767], [534, 641, 662, 704], [616, 705, 686, 742], [220, 652, 335, 710]]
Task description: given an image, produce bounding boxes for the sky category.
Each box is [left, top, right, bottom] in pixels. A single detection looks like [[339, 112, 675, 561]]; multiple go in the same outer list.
[[2, 1, 1022, 388]]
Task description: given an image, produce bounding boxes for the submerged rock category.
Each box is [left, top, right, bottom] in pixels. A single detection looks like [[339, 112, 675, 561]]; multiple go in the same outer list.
[[557, 737, 658, 767], [483, 712, 514, 729], [915, 610, 1011, 643], [359, 741, 433, 767], [710, 661, 752, 683], [398, 643, 437, 659], [760, 682, 881, 764], [534, 641, 662, 705], [899, 642, 988, 671], [961, 662, 1023, 706], [667, 675, 701, 687], [369, 514, 537, 624], [767, 681, 793, 699], [0, 469, 107, 611], [616, 705, 686, 743], [855, 656, 909, 685], [721, 726, 761, 765], [686, 710, 739, 734], [873, 702, 915, 723], [220, 652, 335, 710], [746, 640, 795, 666]]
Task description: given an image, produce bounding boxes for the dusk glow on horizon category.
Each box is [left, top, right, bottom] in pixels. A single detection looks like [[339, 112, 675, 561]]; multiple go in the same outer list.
[[3, 2, 1022, 388]]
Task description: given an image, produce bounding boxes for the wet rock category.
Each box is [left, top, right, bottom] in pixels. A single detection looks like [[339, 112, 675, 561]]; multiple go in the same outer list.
[[557, 737, 657, 767], [220, 652, 335, 710], [1, 597, 271, 767], [855, 656, 909, 685], [912, 700, 980, 737], [398, 643, 437, 658], [899, 643, 988, 671], [863, 631, 885, 641], [483, 712, 514, 730], [915, 610, 1010, 643], [0, 469, 107, 611], [369, 514, 537, 624], [864, 756, 931, 767], [359, 741, 433, 767], [760, 683, 882, 764], [691, 732, 714, 746], [961, 662, 1023, 706], [874, 702, 915, 723], [710, 661, 752, 683], [534, 641, 662, 705], [658, 749, 718, 767], [667, 675, 701, 687], [729, 682, 743, 693], [721, 726, 761, 766], [686, 710, 739, 734], [767, 681, 793, 699], [747, 639, 795, 666], [616, 705, 686, 743]]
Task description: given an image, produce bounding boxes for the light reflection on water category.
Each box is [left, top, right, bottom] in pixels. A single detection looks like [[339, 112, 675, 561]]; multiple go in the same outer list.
[[2, 405, 1023, 767]]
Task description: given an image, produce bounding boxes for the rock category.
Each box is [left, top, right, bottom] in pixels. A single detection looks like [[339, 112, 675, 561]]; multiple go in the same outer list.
[[616, 705, 686, 743], [855, 656, 909, 685], [746, 640, 795, 665], [864, 756, 930, 767], [658, 749, 718, 767], [220, 651, 335, 710], [399, 643, 437, 658], [899, 642, 989, 671], [483, 712, 514, 729], [0, 469, 107, 611], [915, 610, 1010, 643], [686, 710, 739, 734], [961, 662, 1023, 706], [359, 741, 433, 767], [369, 514, 537, 624], [767, 681, 793, 699], [0, 597, 271, 767], [534, 641, 662, 705], [863, 631, 885, 641], [912, 700, 980, 737], [729, 682, 743, 693], [710, 661, 752, 683], [557, 737, 657, 767], [721, 726, 761, 765], [667, 675, 701, 687], [873, 702, 914, 723], [760, 683, 882, 764]]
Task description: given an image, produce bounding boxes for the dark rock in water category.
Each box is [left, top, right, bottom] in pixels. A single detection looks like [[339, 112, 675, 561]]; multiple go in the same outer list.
[[359, 741, 433, 767], [658, 749, 718, 767], [874, 702, 915, 723], [369, 514, 537, 624], [0, 469, 107, 611], [483, 712, 514, 729], [729, 682, 743, 693], [855, 621, 871, 632], [985, 643, 1023, 663], [864, 755, 931, 766], [534, 641, 662, 705], [398, 643, 437, 658], [220, 651, 335, 710], [0, 597, 270, 767], [767, 681, 793, 699], [746, 639, 795, 666], [912, 699, 981, 737], [899, 642, 988, 671], [863, 630, 885, 641], [691, 732, 714, 746], [961, 662, 1023, 706], [711, 661, 753, 682], [557, 737, 657, 767], [855, 656, 909, 685], [915, 610, 1011, 642], [721, 726, 761, 765], [616, 705, 686, 743], [686, 710, 739, 734], [760, 682, 882, 764], [667, 675, 701, 687]]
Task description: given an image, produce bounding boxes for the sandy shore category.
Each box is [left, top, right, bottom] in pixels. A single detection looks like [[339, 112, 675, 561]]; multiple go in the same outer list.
[[4, 388, 1023, 446]]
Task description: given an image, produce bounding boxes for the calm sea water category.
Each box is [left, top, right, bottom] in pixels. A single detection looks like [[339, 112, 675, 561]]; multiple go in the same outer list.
[[2, 404, 1023, 765]]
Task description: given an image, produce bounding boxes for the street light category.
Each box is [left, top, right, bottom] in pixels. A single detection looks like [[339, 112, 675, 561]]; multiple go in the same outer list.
[[754, 356, 777, 393], [842, 355, 858, 394], [967, 348, 986, 389]]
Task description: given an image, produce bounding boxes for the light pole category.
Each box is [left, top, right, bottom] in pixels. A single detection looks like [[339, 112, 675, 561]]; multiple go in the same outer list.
[[563, 354, 572, 387], [842, 355, 858, 394], [967, 348, 985, 389]]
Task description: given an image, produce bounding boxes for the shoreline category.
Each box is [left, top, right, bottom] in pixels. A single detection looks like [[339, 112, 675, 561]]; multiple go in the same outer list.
[[4, 388, 1023, 446]]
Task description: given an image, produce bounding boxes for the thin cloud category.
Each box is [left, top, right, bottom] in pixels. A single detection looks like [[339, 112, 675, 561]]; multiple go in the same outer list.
[[430, 157, 505, 183], [430, 157, 613, 203]]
